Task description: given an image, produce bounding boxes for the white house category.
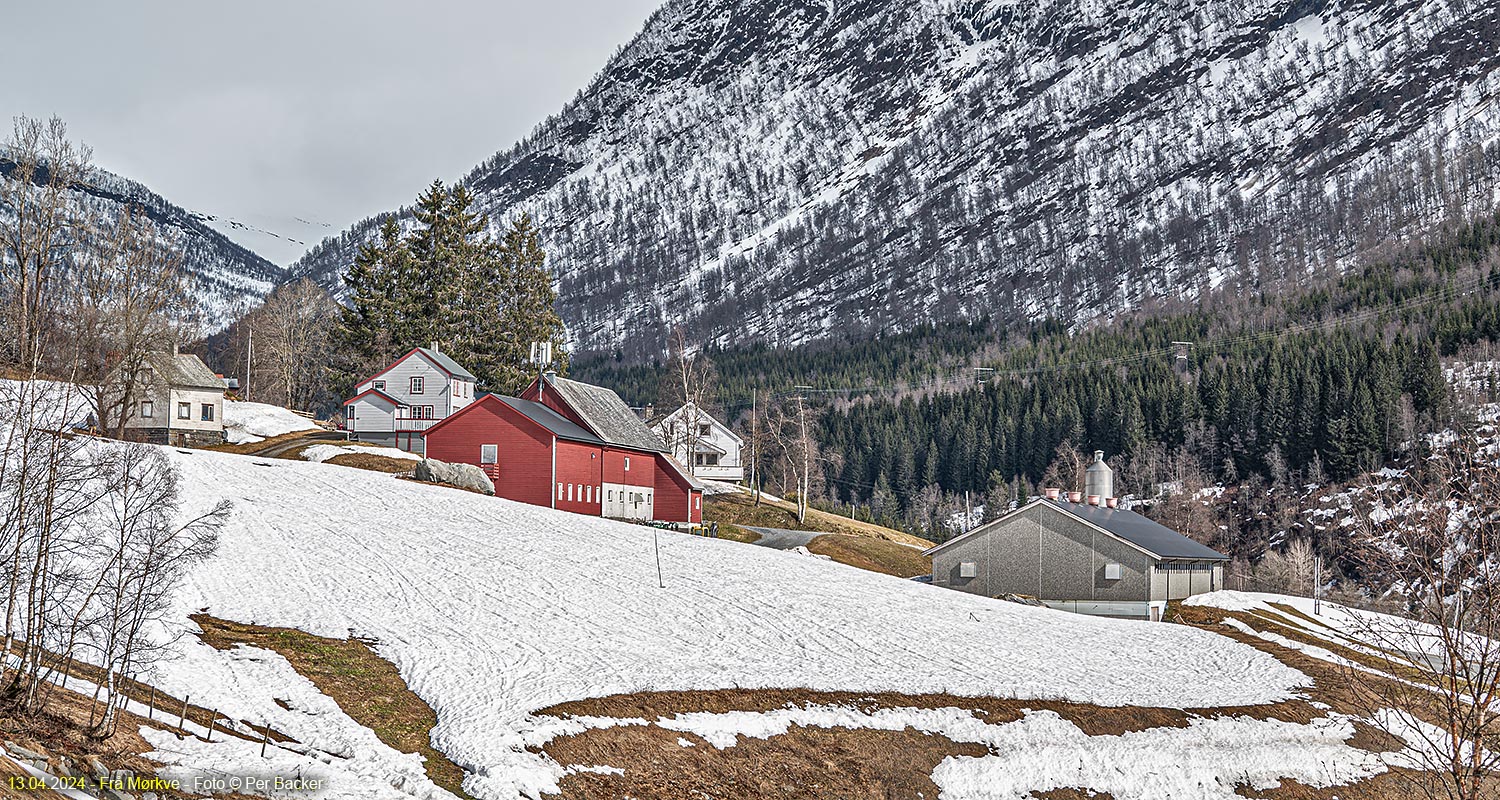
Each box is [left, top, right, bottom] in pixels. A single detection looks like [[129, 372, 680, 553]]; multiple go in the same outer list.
[[343, 345, 476, 453], [648, 402, 745, 481], [112, 348, 226, 447]]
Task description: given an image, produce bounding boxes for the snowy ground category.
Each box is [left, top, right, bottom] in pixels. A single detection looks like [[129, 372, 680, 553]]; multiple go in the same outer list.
[[301, 443, 420, 464], [222, 400, 323, 444], [145, 447, 1315, 799]]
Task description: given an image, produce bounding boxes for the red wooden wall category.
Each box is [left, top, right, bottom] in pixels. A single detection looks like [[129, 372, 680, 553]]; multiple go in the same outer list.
[[424, 397, 553, 508]]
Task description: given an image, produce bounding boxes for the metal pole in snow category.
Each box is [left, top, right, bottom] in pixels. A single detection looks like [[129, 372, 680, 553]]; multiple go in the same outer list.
[[178, 695, 190, 733], [653, 529, 665, 589], [1313, 557, 1322, 615]]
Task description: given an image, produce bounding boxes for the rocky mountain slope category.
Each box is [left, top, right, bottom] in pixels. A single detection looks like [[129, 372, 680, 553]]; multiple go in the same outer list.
[[1, 160, 285, 330], [289, 0, 1500, 359]]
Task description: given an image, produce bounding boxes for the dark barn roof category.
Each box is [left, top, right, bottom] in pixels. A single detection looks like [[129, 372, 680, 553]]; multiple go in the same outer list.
[[542, 375, 667, 452], [1050, 500, 1227, 560], [495, 396, 605, 446], [924, 498, 1228, 561]]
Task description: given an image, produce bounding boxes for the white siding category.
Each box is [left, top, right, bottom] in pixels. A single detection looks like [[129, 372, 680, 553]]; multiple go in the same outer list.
[[357, 350, 474, 419]]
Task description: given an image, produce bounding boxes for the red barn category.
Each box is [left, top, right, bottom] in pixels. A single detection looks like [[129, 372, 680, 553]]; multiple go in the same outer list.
[[423, 373, 703, 525]]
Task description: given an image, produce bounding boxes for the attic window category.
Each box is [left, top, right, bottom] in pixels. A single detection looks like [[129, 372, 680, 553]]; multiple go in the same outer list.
[[373, 380, 386, 391], [698, 424, 710, 436], [480, 444, 497, 464], [1104, 563, 1123, 580]]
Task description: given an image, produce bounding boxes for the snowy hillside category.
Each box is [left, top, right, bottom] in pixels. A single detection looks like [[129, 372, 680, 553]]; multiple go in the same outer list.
[[143, 446, 1331, 798], [0, 160, 285, 330], [290, 0, 1500, 358]]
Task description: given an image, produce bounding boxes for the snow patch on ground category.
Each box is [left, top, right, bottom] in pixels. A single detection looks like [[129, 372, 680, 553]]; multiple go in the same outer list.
[[301, 444, 420, 464], [152, 449, 1310, 799], [223, 401, 322, 444]]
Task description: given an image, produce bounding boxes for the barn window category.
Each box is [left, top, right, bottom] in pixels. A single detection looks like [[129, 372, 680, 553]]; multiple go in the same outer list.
[[410, 376, 424, 394], [568, 484, 574, 501], [140, 401, 154, 418], [1104, 562, 1123, 580], [959, 562, 977, 578], [480, 445, 497, 464], [557, 482, 563, 500], [624, 456, 631, 471]]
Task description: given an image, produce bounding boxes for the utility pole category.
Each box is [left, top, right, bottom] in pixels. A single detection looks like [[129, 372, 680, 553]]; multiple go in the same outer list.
[[750, 387, 760, 506], [244, 323, 253, 402], [974, 367, 995, 385]]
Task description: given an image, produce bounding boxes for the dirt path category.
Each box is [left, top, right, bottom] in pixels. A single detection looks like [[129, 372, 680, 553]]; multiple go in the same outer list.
[[245, 430, 346, 458], [743, 526, 820, 550]]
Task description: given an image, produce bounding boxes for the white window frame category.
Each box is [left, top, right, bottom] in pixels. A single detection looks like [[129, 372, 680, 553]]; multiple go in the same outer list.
[[557, 482, 563, 500], [177, 402, 191, 419], [480, 444, 497, 464], [373, 379, 386, 390], [624, 456, 631, 471], [1104, 562, 1123, 580], [959, 562, 977, 578], [410, 376, 424, 394]]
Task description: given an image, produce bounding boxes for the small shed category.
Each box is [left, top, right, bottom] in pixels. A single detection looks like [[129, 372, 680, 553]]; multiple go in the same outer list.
[[922, 497, 1228, 621]]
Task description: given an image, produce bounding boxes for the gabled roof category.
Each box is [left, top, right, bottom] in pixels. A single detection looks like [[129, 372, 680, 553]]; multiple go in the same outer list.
[[143, 351, 225, 391], [924, 498, 1228, 561], [539, 375, 667, 453], [493, 396, 604, 446], [344, 387, 404, 407], [362, 346, 476, 385], [417, 347, 476, 381], [649, 402, 744, 445]]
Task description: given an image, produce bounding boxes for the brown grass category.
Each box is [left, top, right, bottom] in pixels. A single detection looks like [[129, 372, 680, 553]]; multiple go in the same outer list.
[[190, 615, 471, 798], [322, 452, 417, 473], [804, 534, 931, 578], [704, 493, 931, 547]]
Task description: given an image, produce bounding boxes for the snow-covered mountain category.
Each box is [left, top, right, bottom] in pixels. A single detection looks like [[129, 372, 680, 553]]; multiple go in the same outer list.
[[289, 0, 1500, 358], [0, 160, 286, 330]]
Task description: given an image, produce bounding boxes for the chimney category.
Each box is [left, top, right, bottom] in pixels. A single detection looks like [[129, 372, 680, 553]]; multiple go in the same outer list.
[[644, 403, 654, 420], [1087, 495, 1101, 506], [429, 341, 439, 353], [1085, 450, 1114, 501], [1105, 497, 1119, 509], [170, 341, 179, 356], [1067, 491, 1083, 503], [1044, 487, 1061, 501]]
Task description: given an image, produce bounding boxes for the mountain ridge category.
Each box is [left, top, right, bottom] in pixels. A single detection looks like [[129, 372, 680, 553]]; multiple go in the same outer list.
[[289, 0, 1500, 359]]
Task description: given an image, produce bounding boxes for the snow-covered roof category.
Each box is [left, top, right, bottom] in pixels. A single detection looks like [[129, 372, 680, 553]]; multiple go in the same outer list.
[[540, 375, 666, 452]]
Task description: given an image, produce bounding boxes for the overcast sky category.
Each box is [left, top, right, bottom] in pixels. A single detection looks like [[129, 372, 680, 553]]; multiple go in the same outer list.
[[0, 0, 663, 265]]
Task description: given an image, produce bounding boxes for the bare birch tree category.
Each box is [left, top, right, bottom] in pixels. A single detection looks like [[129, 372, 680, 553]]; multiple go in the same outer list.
[[234, 278, 338, 411], [1348, 435, 1500, 800], [657, 326, 717, 476], [0, 116, 94, 369]]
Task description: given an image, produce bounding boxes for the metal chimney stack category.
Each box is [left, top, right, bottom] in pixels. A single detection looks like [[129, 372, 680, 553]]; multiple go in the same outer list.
[[1085, 450, 1114, 502]]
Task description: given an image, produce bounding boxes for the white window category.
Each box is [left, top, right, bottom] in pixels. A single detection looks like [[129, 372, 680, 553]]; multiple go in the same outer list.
[[568, 484, 574, 501], [959, 562, 977, 579], [480, 444, 497, 464], [140, 401, 154, 418], [557, 482, 563, 500], [373, 379, 386, 390], [624, 456, 631, 471], [586, 485, 592, 503], [410, 376, 424, 394], [201, 403, 215, 422], [177, 402, 191, 419], [1104, 563, 1123, 580], [695, 496, 700, 509]]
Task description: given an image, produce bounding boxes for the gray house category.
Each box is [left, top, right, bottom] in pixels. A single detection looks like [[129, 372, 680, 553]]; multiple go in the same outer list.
[[923, 455, 1227, 621]]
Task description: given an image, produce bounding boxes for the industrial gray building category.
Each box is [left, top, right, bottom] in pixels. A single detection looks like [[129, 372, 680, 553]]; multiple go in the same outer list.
[[922, 453, 1228, 621]]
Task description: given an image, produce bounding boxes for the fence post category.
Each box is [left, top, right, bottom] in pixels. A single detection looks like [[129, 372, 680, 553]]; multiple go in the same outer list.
[[261, 725, 270, 757], [147, 685, 156, 720], [206, 709, 217, 743], [178, 695, 190, 733]]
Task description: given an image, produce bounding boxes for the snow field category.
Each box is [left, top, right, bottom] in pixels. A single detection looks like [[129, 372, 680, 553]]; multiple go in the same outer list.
[[148, 447, 1313, 798], [222, 401, 322, 444], [301, 443, 420, 464]]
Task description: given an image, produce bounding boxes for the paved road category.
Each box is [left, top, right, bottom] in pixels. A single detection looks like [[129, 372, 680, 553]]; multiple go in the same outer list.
[[743, 526, 821, 550]]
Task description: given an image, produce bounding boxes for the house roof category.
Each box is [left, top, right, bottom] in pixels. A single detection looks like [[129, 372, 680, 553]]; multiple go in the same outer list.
[[144, 351, 225, 390], [416, 347, 476, 381], [541, 375, 667, 452], [493, 396, 605, 446], [344, 387, 404, 407], [657, 453, 707, 491], [649, 402, 744, 445], [924, 498, 1228, 561]]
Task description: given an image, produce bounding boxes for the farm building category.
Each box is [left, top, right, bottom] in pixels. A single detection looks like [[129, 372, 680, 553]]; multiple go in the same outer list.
[[922, 452, 1227, 620], [108, 347, 226, 447], [423, 373, 703, 526], [648, 402, 745, 481], [343, 345, 476, 452]]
